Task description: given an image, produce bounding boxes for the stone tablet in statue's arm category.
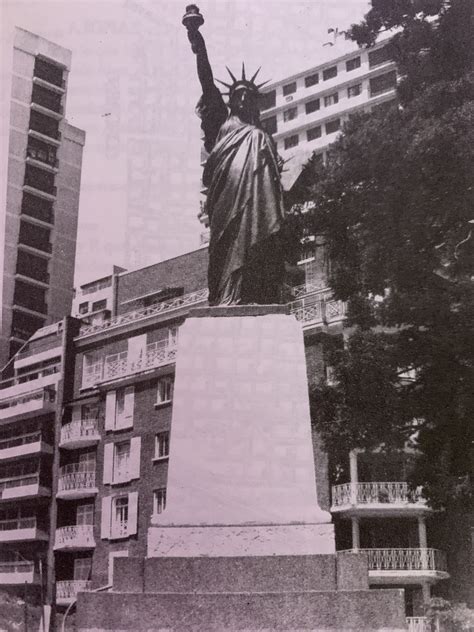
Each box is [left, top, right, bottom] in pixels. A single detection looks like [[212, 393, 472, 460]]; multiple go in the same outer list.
[[183, 5, 228, 153]]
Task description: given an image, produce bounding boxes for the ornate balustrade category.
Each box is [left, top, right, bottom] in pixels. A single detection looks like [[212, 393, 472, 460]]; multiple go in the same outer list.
[[56, 580, 92, 603], [60, 419, 100, 447], [57, 465, 96, 497], [55, 525, 95, 549], [78, 288, 208, 338], [364, 548, 448, 573], [406, 617, 430, 632], [332, 482, 426, 509]]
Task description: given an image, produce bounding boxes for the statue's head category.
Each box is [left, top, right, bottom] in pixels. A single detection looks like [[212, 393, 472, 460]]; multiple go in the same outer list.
[[217, 64, 270, 127]]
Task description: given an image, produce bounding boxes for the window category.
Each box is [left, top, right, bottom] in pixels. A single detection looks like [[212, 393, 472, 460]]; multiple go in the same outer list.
[[305, 99, 320, 114], [156, 376, 174, 405], [103, 437, 141, 484], [91, 299, 107, 312], [154, 432, 170, 460], [82, 352, 102, 388], [304, 73, 319, 88], [325, 118, 341, 134], [113, 441, 130, 483], [112, 496, 128, 538], [101, 492, 138, 540], [346, 56, 361, 71], [369, 71, 397, 97], [284, 135, 299, 150], [323, 66, 337, 81], [324, 93, 339, 107], [153, 488, 167, 515], [307, 126, 322, 141], [74, 558, 92, 581], [76, 503, 94, 525], [347, 84, 362, 98], [282, 82, 297, 96], [283, 107, 297, 122], [368, 45, 391, 68], [78, 302, 89, 315], [259, 89, 276, 111], [105, 386, 134, 431], [261, 116, 277, 135]]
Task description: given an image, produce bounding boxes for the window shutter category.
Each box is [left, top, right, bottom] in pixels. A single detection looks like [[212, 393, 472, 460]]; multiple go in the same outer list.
[[100, 496, 112, 539], [104, 391, 116, 431], [103, 443, 114, 484], [122, 386, 134, 429], [129, 437, 141, 480], [127, 492, 138, 536]]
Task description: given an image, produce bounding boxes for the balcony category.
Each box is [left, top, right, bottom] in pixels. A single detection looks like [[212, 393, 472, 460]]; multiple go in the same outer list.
[[54, 525, 95, 551], [0, 559, 38, 585], [82, 341, 178, 389], [77, 288, 208, 339], [0, 385, 56, 424], [0, 474, 50, 501], [289, 289, 346, 327], [57, 466, 97, 500], [29, 110, 61, 143], [331, 482, 432, 517], [60, 419, 100, 449], [0, 517, 48, 542], [352, 548, 449, 584], [56, 580, 92, 606], [406, 617, 430, 632], [26, 145, 58, 170], [0, 430, 53, 461]]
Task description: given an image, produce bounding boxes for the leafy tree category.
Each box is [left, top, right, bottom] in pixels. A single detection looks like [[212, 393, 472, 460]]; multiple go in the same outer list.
[[298, 0, 473, 508]]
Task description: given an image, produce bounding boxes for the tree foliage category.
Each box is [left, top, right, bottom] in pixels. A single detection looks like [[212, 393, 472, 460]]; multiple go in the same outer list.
[[301, 0, 473, 507]]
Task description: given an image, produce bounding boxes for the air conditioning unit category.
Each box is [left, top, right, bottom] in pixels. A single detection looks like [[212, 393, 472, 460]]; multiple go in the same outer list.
[[285, 96, 294, 103]]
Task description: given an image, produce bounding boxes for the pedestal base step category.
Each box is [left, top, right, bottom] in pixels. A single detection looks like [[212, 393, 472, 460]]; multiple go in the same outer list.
[[77, 589, 407, 632]]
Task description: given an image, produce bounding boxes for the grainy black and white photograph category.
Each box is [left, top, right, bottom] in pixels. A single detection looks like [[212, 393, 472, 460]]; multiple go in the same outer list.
[[0, 1, 472, 630]]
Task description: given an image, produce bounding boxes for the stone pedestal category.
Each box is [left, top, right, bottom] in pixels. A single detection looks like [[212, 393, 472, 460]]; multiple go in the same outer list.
[[148, 307, 334, 557]]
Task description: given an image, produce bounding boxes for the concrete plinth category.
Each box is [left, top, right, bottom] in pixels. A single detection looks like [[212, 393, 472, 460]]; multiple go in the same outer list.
[[148, 308, 334, 557]]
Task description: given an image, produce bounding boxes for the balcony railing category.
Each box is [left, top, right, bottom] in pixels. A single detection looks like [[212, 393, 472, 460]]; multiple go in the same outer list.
[[289, 289, 346, 326], [60, 419, 100, 447], [78, 288, 208, 339], [54, 525, 95, 549], [56, 580, 92, 604], [0, 473, 48, 500], [0, 430, 41, 452], [57, 465, 96, 497], [0, 516, 36, 531], [0, 559, 36, 583], [26, 146, 58, 168], [0, 386, 56, 422], [360, 548, 448, 575], [406, 617, 430, 632], [331, 482, 428, 511], [82, 341, 178, 388]]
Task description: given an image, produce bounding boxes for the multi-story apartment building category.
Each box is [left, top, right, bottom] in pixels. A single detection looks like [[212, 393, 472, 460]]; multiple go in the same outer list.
[[259, 37, 397, 190], [0, 28, 85, 369]]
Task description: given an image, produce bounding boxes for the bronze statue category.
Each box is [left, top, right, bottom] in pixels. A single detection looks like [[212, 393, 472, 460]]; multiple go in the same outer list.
[[183, 5, 286, 306]]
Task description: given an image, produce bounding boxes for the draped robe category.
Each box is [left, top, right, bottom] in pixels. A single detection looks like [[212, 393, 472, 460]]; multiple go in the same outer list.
[[199, 89, 286, 305]]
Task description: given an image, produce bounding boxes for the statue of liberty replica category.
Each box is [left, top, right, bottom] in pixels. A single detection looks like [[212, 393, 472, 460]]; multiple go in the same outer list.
[[183, 5, 286, 306]]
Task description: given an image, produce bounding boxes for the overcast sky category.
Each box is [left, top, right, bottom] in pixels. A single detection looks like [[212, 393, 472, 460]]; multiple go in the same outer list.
[[1, 0, 370, 286]]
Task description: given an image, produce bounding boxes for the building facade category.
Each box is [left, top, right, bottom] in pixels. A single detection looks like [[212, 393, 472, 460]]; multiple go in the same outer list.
[[0, 28, 85, 370], [259, 37, 397, 190]]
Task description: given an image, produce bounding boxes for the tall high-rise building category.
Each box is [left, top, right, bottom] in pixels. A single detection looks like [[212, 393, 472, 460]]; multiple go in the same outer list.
[[0, 28, 85, 370]]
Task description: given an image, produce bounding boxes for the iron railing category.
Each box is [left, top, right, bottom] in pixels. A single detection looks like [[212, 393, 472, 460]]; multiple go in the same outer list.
[[58, 466, 96, 493], [55, 525, 95, 548], [332, 482, 426, 508], [60, 419, 100, 444]]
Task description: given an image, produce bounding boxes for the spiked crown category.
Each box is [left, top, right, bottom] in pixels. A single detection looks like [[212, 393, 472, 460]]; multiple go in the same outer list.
[[216, 63, 270, 101]]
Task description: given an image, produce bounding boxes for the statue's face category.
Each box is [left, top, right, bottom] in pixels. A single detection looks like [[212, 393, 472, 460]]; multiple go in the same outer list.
[[229, 87, 259, 124]]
